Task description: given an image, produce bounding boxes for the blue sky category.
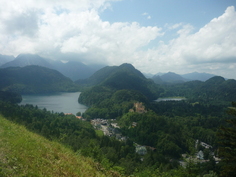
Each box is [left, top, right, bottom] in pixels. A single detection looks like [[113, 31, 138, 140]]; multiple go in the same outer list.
[[101, 0, 235, 27], [0, 0, 236, 79], [101, 0, 236, 45]]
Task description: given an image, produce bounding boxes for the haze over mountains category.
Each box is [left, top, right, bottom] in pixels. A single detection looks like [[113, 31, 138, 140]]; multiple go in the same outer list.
[[152, 72, 216, 84], [0, 54, 104, 81], [0, 54, 15, 66], [0, 53, 220, 83]]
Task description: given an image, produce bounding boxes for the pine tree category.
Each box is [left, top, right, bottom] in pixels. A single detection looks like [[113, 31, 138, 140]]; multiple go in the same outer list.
[[218, 102, 236, 177]]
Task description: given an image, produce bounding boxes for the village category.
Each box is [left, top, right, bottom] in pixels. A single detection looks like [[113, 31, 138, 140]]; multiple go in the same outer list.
[[65, 102, 220, 165]]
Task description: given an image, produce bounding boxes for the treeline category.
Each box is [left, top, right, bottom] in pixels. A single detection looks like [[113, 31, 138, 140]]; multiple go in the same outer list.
[[0, 91, 22, 103], [151, 100, 227, 118], [0, 100, 227, 176]]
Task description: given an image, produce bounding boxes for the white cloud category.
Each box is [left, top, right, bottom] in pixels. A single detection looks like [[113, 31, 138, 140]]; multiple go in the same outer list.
[[167, 23, 183, 30], [0, 0, 161, 64], [142, 12, 148, 16], [142, 12, 151, 20], [0, 1, 235, 79], [133, 6, 236, 79]]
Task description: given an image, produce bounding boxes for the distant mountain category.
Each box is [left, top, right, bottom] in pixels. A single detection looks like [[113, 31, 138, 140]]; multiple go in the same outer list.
[[143, 73, 154, 78], [87, 63, 106, 73], [160, 72, 187, 83], [51, 60, 101, 81], [151, 71, 216, 84], [154, 72, 165, 76], [152, 75, 164, 85], [181, 72, 215, 81], [0, 66, 78, 94], [1, 54, 53, 68], [152, 72, 187, 84], [0, 54, 15, 66], [76, 65, 117, 85], [1, 53, 103, 81]]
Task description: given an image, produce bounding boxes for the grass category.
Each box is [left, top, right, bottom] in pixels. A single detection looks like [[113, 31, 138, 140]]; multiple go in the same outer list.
[[0, 115, 120, 177]]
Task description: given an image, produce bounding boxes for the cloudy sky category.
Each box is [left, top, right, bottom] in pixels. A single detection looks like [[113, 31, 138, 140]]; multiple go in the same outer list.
[[0, 0, 236, 79]]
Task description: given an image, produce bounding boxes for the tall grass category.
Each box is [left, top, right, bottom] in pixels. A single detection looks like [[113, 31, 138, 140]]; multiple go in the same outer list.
[[0, 115, 120, 177]]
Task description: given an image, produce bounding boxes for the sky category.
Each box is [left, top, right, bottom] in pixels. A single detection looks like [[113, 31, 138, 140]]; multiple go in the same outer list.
[[0, 0, 236, 79]]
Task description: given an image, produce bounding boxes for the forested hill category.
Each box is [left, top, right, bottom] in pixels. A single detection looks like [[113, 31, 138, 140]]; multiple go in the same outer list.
[[161, 76, 236, 104], [76, 63, 146, 86], [78, 63, 163, 106], [0, 65, 79, 94]]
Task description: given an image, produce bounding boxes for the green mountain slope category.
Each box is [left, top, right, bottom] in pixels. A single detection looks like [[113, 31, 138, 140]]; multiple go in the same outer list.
[[161, 76, 236, 104], [78, 63, 161, 102], [0, 65, 78, 94], [76, 63, 145, 85], [0, 115, 115, 177]]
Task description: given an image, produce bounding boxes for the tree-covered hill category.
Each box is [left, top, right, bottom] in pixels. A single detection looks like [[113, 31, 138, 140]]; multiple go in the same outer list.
[[76, 63, 146, 86], [78, 63, 163, 119], [0, 65, 79, 94], [160, 76, 236, 104], [78, 63, 162, 101]]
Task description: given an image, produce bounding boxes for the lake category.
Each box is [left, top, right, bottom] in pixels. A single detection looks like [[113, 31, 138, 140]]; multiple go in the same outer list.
[[155, 97, 186, 102], [19, 92, 87, 115]]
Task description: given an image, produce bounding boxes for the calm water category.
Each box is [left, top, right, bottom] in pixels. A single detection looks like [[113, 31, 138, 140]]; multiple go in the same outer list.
[[19, 92, 87, 115], [155, 97, 186, 102]]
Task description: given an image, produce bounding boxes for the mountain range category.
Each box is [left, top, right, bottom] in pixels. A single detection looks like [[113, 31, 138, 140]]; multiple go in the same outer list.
[[1, 53, 219, 83], [152, 71, 216, 84], [1, 57, 235, 105], [0, 54, 104, 81]]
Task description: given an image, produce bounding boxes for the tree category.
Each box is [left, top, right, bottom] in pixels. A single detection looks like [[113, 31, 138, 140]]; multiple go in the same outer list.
[[76, 112, 81, 116], [218, 102, 236, 177]]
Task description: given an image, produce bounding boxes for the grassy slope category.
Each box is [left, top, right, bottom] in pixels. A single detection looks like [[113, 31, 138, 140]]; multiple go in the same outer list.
[[0, 115, 119, 177]]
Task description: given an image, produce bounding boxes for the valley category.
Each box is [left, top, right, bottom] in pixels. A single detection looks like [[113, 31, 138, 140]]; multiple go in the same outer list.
[[0, 57, 235, 176]]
